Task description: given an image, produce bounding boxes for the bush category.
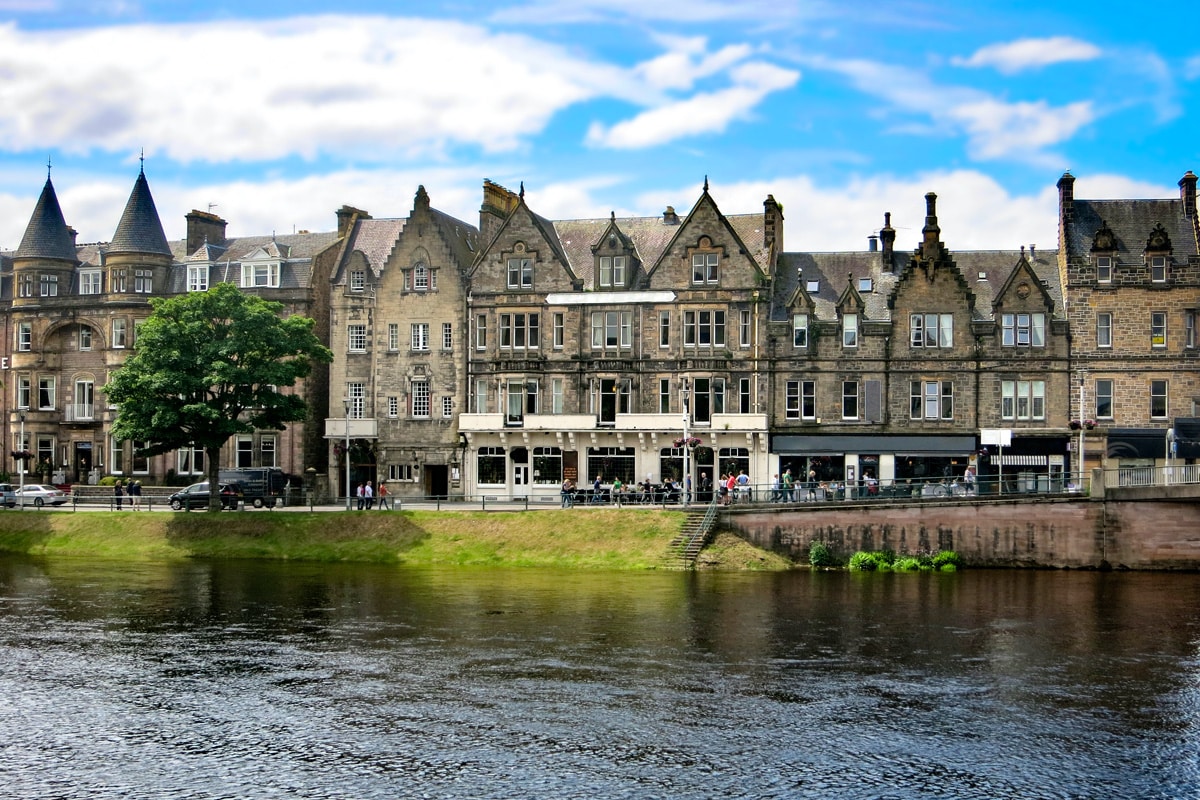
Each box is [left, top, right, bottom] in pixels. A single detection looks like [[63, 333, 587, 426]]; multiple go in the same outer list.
[[849, 551, 891, 571], [892, 557, 924, 572], [809, 541, 840, 568], [931, 550, 963, 570]]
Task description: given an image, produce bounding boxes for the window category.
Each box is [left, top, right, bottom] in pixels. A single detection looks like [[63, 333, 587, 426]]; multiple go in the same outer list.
[[506, 380, 538, 425], [411, 380, 430, 418], [387, 396, 399, 418], [350, 270, 365, 292], [40, 274, 58, 296], [38, 377, 55, 410], [388, 464, 418, 482], [237, 437, 254, 468], [842, 381, 859, 420], [411, 323, 430, 351], [112, 319, 127, 349], [1187, 311, 1197, 349], [134, 269, 153, 293], [18, 273, 33, 297], [599, 256, 626, 288], [346, 383, 365, 418], [387, 323, 399, 351], [132, 440, 150, 474], [477, 446, 506, 485], [79, 327, 92, 351], [1097, 313, 1112, 348], [507, 257, 532, 289], [112, 269, 127, 293], [17, 322, 31, 352], [188, 265, 209, 292], [590, 311, 632, 350], [785, 380, 816, 420], [792, 313, 808, 348], [241, 262, 279, 288], [80, 269, 102, 295], [176, 445, 204, 476], [683, 310, 726, 347], [552, 314, 564, 349], [1150, 256, 1167, 283], [692, 253, 719, 285], [842, 313, 858, 348], [110, 438, 125, 474], [911, 380, 954, 420], [1002, 313, 1046, 347], [442, 396, 453, 418], [499, 313, 539, 350], [1096, 256, 1112, 283], [691, 378, 724, 424], [659, 311, 670, 348], [474, 379, 489, 414], [348, 324, 367, 352], [552, 378, 564, 414], [738, 377, 751, 413], [37, 437, 54, 470], [476, 314, 487, 350], [531, 446, 564, 485], [659, 378, 670, 414], [1151, 312, 1167, 348], [1096, 379, 1113, 419], [858, 277, 873, 292], [17, 375, 31, 409], [1150, 380, 1168, 419], [71, 379, 93, 421], [260, 436, 276, 468], [413, 263, 430, 291], [739, 310, 751, 347], [910, 313, 953, 348], [1001, 380, 1044, 421], [442, 322, 453, 350]]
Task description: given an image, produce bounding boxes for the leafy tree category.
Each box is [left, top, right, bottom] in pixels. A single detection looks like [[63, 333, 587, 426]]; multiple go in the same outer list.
[[105, 282, 332, 511]]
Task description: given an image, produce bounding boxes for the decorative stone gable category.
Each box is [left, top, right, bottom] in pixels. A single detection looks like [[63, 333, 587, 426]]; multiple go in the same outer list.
[[1091, 223, 1117, 253], [1145, 223, 1171, 253]]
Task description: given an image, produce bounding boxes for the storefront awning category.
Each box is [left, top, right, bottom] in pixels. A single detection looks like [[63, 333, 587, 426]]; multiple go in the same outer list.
[[1174, 418, 1200, 459], [1106, 428, 1168, 460], [772, 434, 976, 456], [994, 454, 1048, 466]]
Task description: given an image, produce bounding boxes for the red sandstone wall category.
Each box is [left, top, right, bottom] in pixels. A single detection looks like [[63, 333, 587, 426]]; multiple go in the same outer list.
[[724, 498, 1200, 570]]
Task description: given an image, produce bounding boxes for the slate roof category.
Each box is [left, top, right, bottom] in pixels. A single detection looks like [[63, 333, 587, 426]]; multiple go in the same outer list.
[[164, 231, 340, 292], [1066, 198, 1198, 260], [108, 170, 172, 257], [14, 178, 79, 262]]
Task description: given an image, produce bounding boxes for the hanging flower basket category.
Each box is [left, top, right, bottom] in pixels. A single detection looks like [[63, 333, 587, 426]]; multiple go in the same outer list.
[[1069, 420, 1082, 430], [1084, 420, 1096, 430], [672, 436, 703, 449], [9, 450, 35, 462]]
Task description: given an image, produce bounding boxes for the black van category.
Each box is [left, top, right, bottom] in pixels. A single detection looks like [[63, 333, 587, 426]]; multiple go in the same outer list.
[[218, 467, 287, 508]]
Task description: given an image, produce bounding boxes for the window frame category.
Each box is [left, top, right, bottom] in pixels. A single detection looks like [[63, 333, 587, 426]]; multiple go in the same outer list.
[[1151, 311, 1167, 348], [411, 322, 430, 352], [79, 269, 103, 295], [842, 313, 858, 348], [188, 264, 209, 292], [792, 313, 808, 349], [348, 324, 367, 352], [1150, 379, 1168, 419], [691, 252, 719, 285], [507, 257, 533, 289], [1097, 312, 1112, 348], [842, 381, 859, 420], [1095, 378, 1114, 420]]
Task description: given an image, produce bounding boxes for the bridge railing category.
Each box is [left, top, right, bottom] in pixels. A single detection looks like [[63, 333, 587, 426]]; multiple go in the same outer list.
[[1107, 463, 1200, 489]]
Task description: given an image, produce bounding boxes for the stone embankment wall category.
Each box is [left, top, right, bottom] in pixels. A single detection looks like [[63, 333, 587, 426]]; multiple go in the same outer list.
[[723, 498, 1200, 570]]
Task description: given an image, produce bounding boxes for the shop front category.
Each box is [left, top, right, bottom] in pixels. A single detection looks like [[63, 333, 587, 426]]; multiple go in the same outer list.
[[772, 434, 978, 497]]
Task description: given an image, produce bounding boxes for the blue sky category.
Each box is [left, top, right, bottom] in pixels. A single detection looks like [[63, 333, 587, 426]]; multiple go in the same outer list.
[[1, 0, 1197, 253]]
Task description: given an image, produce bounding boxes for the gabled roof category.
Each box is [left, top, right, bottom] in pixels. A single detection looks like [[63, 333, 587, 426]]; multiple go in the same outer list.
[[164, 230, 340, 292], [15, 177, 78, 262], [1066, 198, 1198, 260], [109, 169, 171, 257]]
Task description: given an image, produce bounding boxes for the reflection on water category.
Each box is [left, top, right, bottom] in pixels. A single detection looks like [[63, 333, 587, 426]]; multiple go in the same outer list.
[[2, 557, 1198, 799]]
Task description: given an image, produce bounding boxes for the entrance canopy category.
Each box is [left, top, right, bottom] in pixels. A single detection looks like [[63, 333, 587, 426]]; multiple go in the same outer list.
[[773, 434, 975, 456]]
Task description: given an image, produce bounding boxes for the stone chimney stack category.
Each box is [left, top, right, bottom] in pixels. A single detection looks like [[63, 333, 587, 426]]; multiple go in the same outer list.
[[1057, 171, 1075, 224], [480, 179, 521, 246], [763, 194, 783, 255], [1180, 171, 1197, 220], [185, 209, 228, 254], [335, 205, 370, 239], [880, 211, 896, 269], [921, 193, 941, 260], [662, 206, 680, 225]]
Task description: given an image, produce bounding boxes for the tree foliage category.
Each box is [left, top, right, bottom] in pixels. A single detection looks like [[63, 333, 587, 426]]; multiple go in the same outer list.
[[104, 282, 332, 510]]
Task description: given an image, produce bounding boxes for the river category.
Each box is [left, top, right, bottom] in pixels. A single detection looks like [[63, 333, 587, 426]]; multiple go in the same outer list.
[[1, 556, 1197, 799]]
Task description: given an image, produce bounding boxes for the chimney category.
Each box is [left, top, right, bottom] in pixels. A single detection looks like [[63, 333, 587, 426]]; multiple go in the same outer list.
[[68, 225, 78, 249], [480, 179, 520, 245], [763, 194, 783, 254], [1180, 171, 1197, 220], [185, 209, 227, 254], [880, 211, 896, 268], [868, 235, 878, 252], [1057, 171, 1075, 224], [921, 193, 941, 260], [1029, 244, 1036, 260], [663, 205, 680, 225], [335, 205, 370, 239]]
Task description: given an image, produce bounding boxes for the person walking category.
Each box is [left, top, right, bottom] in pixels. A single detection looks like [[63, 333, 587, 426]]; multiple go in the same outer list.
[[364, 480, 375, 510], [377, 480, 390, 510], [114, 479, 124, 511], [129, 479, 142, 510], [356, 482, 365, 510], [590, 474, 603, 505], [561, 478, 574, 508]]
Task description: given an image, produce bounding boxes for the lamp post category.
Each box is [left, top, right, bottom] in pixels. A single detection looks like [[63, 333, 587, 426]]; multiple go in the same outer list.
[[18, 410, 26, 510], [343, 397, 352, 511], [680, 377, 691, 507], [1077, 371, 1086, 492]]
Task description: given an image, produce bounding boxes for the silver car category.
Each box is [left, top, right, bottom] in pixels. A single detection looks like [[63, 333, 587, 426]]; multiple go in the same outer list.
[[14, 484, 69, 507]]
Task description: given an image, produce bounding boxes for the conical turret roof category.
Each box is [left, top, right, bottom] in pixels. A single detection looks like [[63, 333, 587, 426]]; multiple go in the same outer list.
[[15, 177, 78, 262], [108, 168, 171, 256]]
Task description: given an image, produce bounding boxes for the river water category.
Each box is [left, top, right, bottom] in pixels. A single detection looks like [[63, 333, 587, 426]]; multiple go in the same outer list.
[[1, 556, 1198, 799]]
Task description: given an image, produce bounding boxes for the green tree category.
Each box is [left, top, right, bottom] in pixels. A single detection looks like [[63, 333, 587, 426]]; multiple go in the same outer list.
[[105, 282, 332, 511]]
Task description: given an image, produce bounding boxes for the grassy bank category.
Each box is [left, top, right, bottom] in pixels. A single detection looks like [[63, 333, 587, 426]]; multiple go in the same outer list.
[[0, 509, 792, 570]]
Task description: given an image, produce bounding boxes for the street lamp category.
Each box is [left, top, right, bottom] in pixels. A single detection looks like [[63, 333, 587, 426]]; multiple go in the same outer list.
[[1077, 371, 1086, 492], [680, 377, 691, 507], [18, 410, 26, 510], [343, 397, 352, 511]]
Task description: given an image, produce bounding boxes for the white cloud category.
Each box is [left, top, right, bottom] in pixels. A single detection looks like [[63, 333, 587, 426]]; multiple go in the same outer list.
[[586, 61, 799, 149], [490, 0, 821, 25], [636, 36, 754, 92], [952, 36, 1101, 74]]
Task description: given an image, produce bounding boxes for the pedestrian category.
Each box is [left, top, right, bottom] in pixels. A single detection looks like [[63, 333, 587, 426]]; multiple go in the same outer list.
[[782, 469, 794, 502], [377, 480, 390, 510], [356, 482, 365, 510], [364, 480, 375, 510], [561, 478, 574, 508], [114, 479, 124, 510], [129, 479, 142, 510], [590, 474, 603, 505], [611, 475, 623, 504], [684, 473, 692, 504], [699, 471, 712, 503], [770, 473, 781, 502]]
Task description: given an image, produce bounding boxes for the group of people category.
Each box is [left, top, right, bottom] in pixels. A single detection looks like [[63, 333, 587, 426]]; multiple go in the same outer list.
[[716, 470, 752, 505], [113, 478, 143, 510], [354, 480, 390, 509], [559, 474, 691, 506]]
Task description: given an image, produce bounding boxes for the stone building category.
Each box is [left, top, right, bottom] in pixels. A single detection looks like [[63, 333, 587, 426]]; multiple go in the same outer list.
[[2, 167, 339, 487], [1057, 170, 1200, 473], [324, 186, 479, 500]]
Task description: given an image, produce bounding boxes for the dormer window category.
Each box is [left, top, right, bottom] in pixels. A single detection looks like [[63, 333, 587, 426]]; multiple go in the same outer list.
[[1150, 255, 1167, 283], [188, 264, 209, 292], [241, 262, 279, 288], [79, 269, 103, 295], [350, 270, 365, 292], [599, 256, 626, 288], [1096, 255, 1112, 283]]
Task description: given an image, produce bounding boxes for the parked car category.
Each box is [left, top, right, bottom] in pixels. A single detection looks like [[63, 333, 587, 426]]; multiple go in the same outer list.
[[14, 484, 69, 507], [168, 482, 244, 511], [0, 483, 16, 508]]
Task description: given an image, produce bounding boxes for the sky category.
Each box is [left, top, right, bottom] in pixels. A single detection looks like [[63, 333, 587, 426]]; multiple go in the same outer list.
[[0, 1, 1198, 255]]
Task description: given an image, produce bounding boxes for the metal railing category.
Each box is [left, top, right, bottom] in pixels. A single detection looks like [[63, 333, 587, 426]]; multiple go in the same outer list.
[[1109, 463, 1200, 488]]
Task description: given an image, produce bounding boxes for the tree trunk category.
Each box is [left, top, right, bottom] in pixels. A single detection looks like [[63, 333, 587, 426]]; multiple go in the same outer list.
[[207, 445, 224, 512]]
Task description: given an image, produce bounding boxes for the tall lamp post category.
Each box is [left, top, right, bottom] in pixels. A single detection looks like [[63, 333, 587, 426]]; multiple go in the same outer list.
[[343, 397, 353, 511], [1077, 371, 1086, 492], [680, 378, 691, 507], [18, 410, 26, 510]]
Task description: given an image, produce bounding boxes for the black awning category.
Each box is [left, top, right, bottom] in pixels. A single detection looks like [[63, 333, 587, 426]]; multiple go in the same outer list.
[[772, 434, 976, 456], [1174, 418, 1200, 459], [1106, 428, 1168, 459]]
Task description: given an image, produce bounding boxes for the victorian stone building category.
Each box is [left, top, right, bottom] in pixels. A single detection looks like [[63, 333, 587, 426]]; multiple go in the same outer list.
[[2, 167, 338, 486]]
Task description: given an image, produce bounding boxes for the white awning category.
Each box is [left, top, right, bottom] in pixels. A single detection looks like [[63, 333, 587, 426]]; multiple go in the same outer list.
[[994, 454, 1048, 466]]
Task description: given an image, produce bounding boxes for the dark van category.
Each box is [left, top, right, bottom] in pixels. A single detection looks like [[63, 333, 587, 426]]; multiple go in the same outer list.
[[218, 467, 287, 508]]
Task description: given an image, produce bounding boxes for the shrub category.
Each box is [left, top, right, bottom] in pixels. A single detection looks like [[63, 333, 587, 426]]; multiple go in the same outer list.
[[849, 551, 892, 571], [892, 557, 924, 572], [809, 541, 840, 568], [931, 550, 963, 570]]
